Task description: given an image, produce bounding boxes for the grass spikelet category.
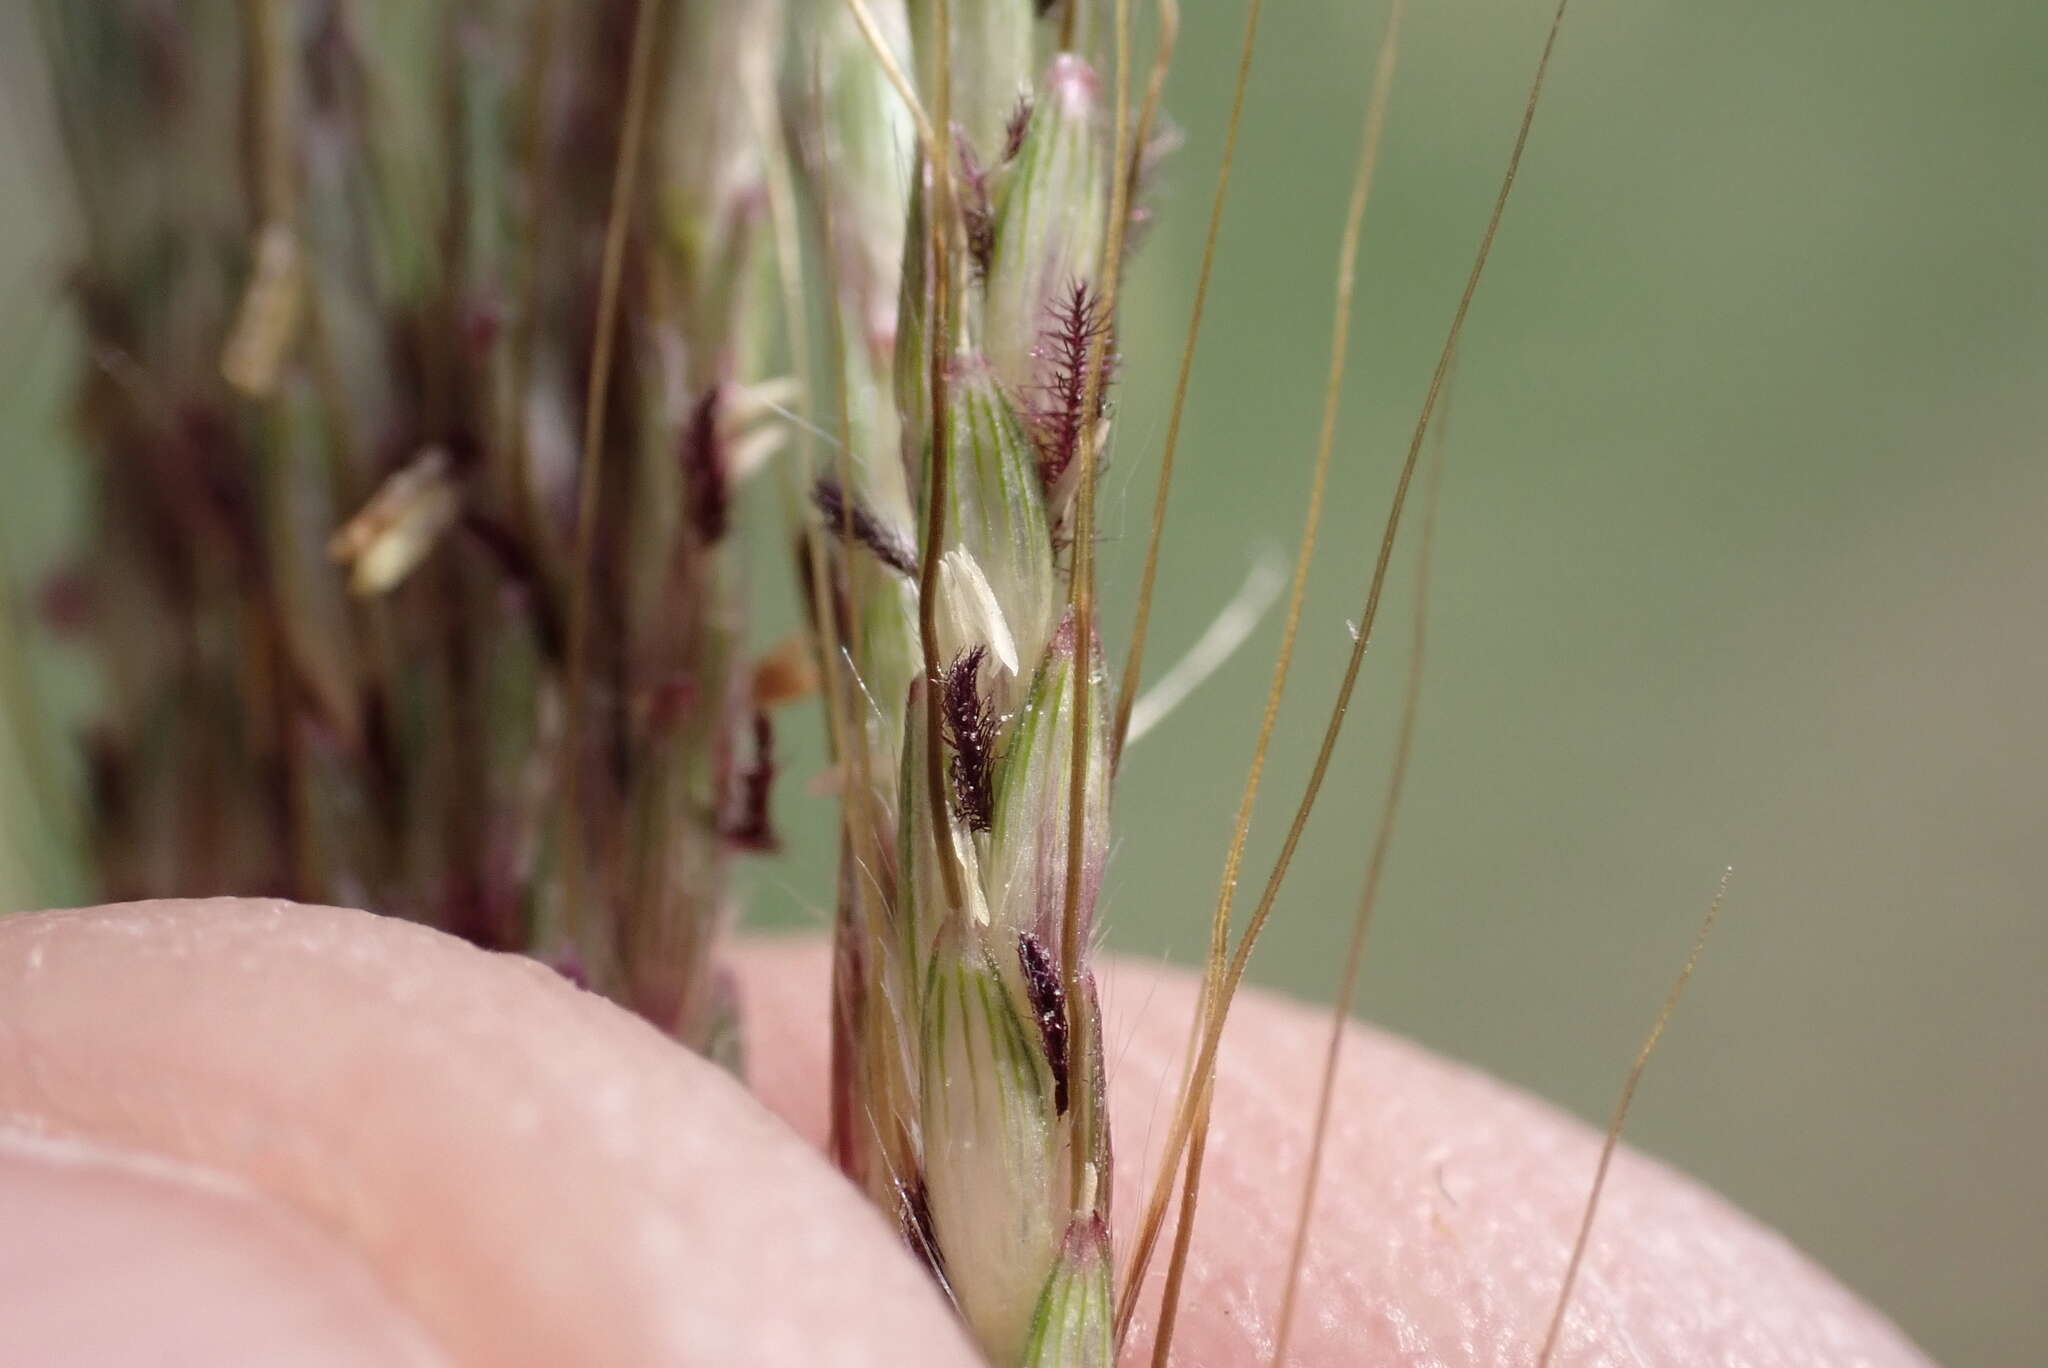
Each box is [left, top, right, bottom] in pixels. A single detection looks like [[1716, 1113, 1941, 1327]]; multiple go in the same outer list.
[[1021, 1216, 1115, 1368], [801, 3, 1128, 1360]]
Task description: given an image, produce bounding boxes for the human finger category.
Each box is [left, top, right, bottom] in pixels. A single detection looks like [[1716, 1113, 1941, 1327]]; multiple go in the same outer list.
[[0, 901, 977, 1367]]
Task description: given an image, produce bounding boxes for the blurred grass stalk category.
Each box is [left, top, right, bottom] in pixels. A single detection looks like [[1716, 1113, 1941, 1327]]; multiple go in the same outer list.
[[25, 0, 798, 1060]]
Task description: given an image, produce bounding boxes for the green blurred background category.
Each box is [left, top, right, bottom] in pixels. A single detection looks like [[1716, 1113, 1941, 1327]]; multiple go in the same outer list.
[[4, 2, 2043, 1362]]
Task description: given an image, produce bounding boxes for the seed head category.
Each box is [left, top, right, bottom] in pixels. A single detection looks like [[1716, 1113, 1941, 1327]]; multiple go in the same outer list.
[[806, 10, 1131, 1363]]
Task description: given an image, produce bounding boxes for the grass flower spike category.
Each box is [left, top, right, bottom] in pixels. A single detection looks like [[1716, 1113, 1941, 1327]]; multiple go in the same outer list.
[[28, 0, 794, 1060], [15, 4, 1724, 1366], [798, 2, 1128, 1362]]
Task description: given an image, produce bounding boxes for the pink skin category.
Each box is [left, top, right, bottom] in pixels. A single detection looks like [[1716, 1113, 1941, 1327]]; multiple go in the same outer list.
[[0, 901, 1928, 1366]]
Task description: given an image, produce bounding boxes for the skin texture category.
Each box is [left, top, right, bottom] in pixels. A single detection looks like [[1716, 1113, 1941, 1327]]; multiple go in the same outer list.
[[0, 900, 1930, 1366], [0, 901, 976, 1368], [0, 1133, 442, 1366]]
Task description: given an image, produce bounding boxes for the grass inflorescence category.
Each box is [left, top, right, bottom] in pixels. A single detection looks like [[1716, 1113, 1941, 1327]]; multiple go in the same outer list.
[[13, 1, 1730, 1365], [23, 0, 798, 1062]]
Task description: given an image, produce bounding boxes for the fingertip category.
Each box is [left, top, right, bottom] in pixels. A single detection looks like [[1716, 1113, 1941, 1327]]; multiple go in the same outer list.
[[0, 1130, 444, 1366], [0, 901, 977, 1367], [1095, 959, 1932, 1368]]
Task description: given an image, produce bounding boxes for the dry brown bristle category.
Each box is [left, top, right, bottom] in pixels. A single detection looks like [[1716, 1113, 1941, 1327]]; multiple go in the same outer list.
[[1536, 867, 1730, 1367]]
